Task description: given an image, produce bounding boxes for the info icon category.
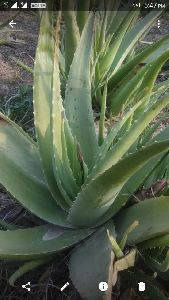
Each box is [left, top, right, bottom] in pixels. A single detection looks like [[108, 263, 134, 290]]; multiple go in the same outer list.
[[99, 282, 108, 291]]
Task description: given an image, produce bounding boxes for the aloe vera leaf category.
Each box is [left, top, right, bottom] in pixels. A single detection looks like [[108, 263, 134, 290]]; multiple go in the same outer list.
[[139, 234, 169, 250], [98, 81, 107, 146], [97, 11, 107, 53], [111, 10, 164, 73], [0, 225, 93, 261], [144, 250, 169, 272], [9, 256, 53, 286], [69, 221, 115, 300], [0, 113, 71, 226], [51, 17, 79, 204], [94, 100, 143, 166], [63, 2, 80, 76], [109, 64, 148, 116], [61, 122, 80, 194], [96, 127, 169, 226], [145, 40, 169, 64], [65, 13, 98, 168], [108, 33, 169, 93], [139, 113, 169, 149], [143, 153, 169, 188], [110, 50, 169, 116], [153, 78, 169, 93], [92, 94, 169, 180], [65, 133, 84, 186], [135, 49, 169, 100], [107, 10, 128, 36], [33, 11, 63, 203], [68, 140, 169, 227], [76, 0, 90, 34], [100, 11, 138, 77], [97, 153, 167, 228], [115, 196, 169, 244]]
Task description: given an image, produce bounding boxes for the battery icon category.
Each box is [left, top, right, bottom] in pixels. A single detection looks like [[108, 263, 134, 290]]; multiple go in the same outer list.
[[31, 3, 46, 8]]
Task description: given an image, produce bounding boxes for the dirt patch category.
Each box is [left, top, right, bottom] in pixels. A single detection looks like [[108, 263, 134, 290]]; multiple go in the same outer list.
[[0, 11, 38, 100]]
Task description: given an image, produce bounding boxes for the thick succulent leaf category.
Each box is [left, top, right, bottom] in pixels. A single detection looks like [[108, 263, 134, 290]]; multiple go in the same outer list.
[[110, 10, 163, 73], [96, 126, 169, 226], [65, 13, 98, 168], [63, 3, 80, 76], [68, 140, 169, 227], [90, 94, 169, 181], [76, 0, 90, 34], [107, 10, 128, 36], [145, 40, 169, 64], [94, 100, 143, 165], [33, 11, 62, 202], [108, 33, 169, 93], [109, 49, 169, 116], [144, 249, 169, 272], [138, 233, 169, 250], [115, 196, 169, 244], [0, 114, 71, 225], [0, 225, 93, 260], [109, 64, 148, 116], [100, 11, 138, 77], [0, 113, 70, 226], [51, 16, 79, 206], [69, 221, 115, 300]]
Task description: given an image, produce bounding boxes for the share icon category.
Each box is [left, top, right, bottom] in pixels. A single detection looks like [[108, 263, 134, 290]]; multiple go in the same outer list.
[[22, 282, 31, 292]]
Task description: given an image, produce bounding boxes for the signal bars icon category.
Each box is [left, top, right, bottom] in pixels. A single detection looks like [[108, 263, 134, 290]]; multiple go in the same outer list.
[[11, 2, 28, 8], [11, 2, 17, 8]]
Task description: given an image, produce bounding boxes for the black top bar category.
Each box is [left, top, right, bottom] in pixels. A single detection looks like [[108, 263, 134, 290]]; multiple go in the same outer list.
[[0, 0, 167, 11]]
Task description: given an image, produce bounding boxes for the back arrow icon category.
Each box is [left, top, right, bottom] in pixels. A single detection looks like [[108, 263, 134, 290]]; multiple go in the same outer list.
[[9, 20, 16, 28]]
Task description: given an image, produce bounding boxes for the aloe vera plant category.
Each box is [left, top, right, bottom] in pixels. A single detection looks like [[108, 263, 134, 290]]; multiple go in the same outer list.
[[1, 8, 169, 300], [60, 0, 169, 116]]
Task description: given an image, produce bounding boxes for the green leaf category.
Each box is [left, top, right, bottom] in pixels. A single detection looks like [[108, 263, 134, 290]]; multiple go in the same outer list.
[[95, 100, 143, 165], [63, 2, 80, 76], [138, 233, 169, 250], [33, 11, 63, 203], [100, 11, 138, 77], [144, 249, 169, 272], [76, 0, 90, 34], [69, 221, 115, 300], [94, 94, 169, 179], [0, 225, 93, 260], [109, 49, 169, 116], [110, 10, 163, 73], [115, 196, 169, 244], [0, 113, 69, 227], [68, 140, 169, 227], [51, 17, 79, 207], [65, 13, 98, 168], [108, 33, 169, 94]]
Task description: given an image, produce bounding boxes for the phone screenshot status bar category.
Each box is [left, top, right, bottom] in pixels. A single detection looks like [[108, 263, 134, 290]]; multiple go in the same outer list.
[[0, 1, 168, 11]]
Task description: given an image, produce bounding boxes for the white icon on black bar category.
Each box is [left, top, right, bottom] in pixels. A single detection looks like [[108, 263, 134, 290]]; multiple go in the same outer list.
[[99, 282, 108, 292], [31, 3, 46, 8], [21, 2, 27, 8], [22, 282, 31, 292], [138, 282, 145, 291], [9, 20, 16, 28], [11, 2, 17, 8], [60, 282, 69, 292]]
